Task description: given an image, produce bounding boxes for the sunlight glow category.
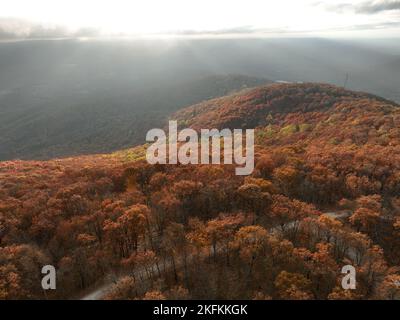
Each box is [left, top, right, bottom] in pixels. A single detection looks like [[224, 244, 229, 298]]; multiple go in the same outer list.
[[1, 0, 400, 36]]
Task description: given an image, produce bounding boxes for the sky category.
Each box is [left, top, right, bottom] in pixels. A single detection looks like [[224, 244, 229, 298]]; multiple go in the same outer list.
[[1, 0, 400, 38]]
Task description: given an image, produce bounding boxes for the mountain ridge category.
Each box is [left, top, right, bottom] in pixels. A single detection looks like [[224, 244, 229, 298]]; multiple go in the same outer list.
[[173, 82, 398, 131]]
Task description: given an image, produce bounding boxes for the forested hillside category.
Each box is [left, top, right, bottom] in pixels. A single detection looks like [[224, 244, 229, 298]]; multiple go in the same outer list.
[[1, 83, 400, 300]]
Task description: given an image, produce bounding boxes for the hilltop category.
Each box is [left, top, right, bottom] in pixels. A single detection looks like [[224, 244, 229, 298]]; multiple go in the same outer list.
[[174, 82, 396, 129]]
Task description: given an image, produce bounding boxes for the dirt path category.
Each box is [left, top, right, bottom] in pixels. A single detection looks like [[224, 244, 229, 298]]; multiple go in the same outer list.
[[80, 210, 352, 300], [81, 284, 112, 300]]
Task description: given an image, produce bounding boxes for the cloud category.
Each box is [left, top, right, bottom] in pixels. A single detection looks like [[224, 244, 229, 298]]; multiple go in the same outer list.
[[0, 19, 288, 39], [0, 18, 33, 39], [169, 26, 291, 36], [356, 0, 400, 13], [325, 0, 400, 14], [329, 20, 400, 31], [172, 26, 256, 36], [170, 21, 400, 37], [0, 17, 100, 40]]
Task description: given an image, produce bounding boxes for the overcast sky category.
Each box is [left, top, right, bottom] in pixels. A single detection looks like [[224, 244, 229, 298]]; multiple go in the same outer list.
[[1, 0, 400, 37]]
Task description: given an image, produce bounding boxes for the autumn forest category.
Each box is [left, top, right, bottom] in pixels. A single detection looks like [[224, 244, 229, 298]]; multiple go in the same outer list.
[[1, 83, 400, 300]]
